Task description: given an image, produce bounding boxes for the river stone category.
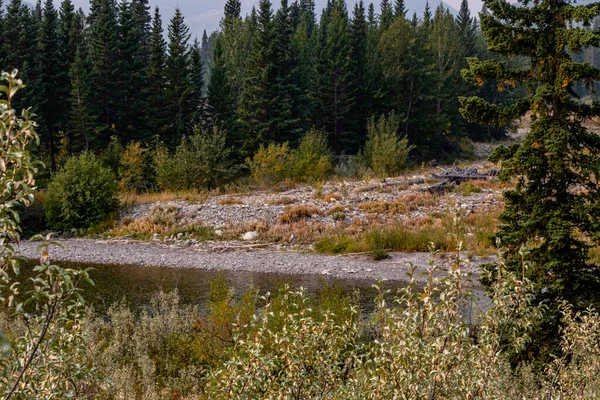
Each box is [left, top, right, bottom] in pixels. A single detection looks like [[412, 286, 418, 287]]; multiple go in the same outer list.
[[242, 231, 259, 241]]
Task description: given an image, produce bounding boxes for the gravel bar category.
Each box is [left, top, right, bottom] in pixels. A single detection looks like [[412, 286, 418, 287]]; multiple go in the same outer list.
[[16, 239, 489, 285]]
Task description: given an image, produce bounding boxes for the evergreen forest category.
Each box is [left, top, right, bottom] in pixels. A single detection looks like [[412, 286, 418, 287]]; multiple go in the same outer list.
[[0, 0, 519, 180]]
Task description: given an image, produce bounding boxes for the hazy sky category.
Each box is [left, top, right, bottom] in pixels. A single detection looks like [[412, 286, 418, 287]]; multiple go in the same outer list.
[[64, 0, 485, 40]]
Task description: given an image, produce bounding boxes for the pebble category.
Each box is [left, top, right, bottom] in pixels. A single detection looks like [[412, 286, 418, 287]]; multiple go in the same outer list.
[[242, 231, 259, 241]]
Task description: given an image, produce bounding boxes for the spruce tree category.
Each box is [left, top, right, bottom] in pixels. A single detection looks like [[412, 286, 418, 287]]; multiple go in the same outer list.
[[379, 14, 435, 155], [3, 0, 28, 72], [223, 0, 241, 25], [68, 44, 96, 152], [88, 0, 120, 145], [456, 0, 476, 59], [131, 0, 151, 66], [349, 0, 369, 147], [189, 37, 205, 126], [429, 5, 462, 150], [313, 0, 356, 153], [238, 0, 274, 155], [146, 6, 168, 142], [461, 0, 600, 359], [38, 0, 62, 170], [379, 0, 393, 31], [117, 0, 149, 142], [207, 37, 241, 156], [165, 7, 192, 146], [270, 0, 307, 145], [394, 0, 406, 19]]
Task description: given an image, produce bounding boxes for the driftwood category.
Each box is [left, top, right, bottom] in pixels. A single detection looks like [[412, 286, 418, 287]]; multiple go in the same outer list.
[[421, 179, 454, 194], [422, 167, 499, 194], [432, 166, 498, 183], [210, 243, 270, 253], [357, 178, 425, 193]]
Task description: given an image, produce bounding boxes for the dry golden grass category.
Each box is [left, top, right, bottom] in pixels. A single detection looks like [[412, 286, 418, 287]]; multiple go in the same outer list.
[[218, 197, 243, 206], [262, 221, 333, 245], [279, 205, 323, 224], [315, 207, 501, 256], [396, 192, 437, 211], [266, 196, 297, 205], [326, 205, 347, 216], [322, 193, 342, 202], [358, 201, 406, 215], [110, 205, 181, 238]]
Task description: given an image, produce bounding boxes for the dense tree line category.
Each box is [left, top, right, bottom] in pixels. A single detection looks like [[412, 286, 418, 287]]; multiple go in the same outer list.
[[0, 0, 506, 172]]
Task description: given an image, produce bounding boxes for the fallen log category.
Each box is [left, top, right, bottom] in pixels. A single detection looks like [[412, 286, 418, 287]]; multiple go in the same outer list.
[[356, 178, 425, 193]]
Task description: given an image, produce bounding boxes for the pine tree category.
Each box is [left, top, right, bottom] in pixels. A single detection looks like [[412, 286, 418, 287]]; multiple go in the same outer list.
[[69, 45, 96, 152], [379, 15, 435, 153], [88, 0, 120, 145], [394, 0, 406, 19], [379, 0, 393, 31], [299, 0, 316, 36], [165, 7, 192, 146], [423, 2, 432, 27], [313, 0, 356, 153], [456, 0, 476, 58], [146, 6, 168, 142], [461, 0, 600, 359], [349, 0, 369, 148], [429, 5, 462, 150], [207, 37, 240, 156], [131, 0, 151, 66], [189, 37, 205, 126], [37, 0, 63, 170], [20, 2, 44, 117], [223, 0, 241, 26], [270, 0, 307, 145], [3, 0, 28, 72], [58, 0, 75, 63], [238, 0, 274, 155], [117, 0, 149, 142]]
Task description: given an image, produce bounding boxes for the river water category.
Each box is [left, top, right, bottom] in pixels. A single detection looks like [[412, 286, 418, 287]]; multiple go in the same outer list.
[[20, 260, 406, 314]]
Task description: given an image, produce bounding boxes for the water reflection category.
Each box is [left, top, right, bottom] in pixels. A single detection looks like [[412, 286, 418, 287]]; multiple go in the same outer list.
[[21, 260, 405, 314]]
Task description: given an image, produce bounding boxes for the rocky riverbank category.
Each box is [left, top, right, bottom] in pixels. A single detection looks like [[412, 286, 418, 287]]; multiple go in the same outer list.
[[17, 238, 491, 285]]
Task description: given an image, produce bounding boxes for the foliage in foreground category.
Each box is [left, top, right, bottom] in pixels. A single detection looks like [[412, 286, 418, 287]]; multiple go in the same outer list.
[[21, 252, 597, 400], [44, 152, 119, 231], [0, 71, 97, 399]]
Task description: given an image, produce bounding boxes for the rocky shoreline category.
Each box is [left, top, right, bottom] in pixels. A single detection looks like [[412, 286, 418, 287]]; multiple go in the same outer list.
[[17, 238, 491, 285]]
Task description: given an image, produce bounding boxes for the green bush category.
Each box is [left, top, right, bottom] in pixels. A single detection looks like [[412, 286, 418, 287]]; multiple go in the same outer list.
[[45, 152, 119, 231], [156, 126, 234, 191], [247, 142, 292, 186], [361, 112, 414, 178], [248, 131, 333, 185], [290, 129, 333, 183]]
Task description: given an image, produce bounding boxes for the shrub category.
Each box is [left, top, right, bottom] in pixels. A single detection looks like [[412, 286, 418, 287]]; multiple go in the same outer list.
[[0, 71, 98, 399], [247, 142, 291, 186], [156, 126, 235, 191], [360, 112, 414, 178], [279, 205, 322, 224], [119, 141, 145, 192], [100, 135, 124, 176], [290, 129, 333, 183], [45, 152, 119, 231]]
